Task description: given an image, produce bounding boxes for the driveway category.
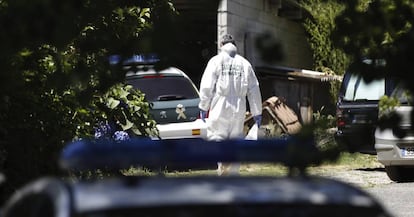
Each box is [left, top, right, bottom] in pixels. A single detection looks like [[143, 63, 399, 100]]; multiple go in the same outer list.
[[367, 182, 414, 217], [315, 165, 414, 217], [313, 166, 392, 188]]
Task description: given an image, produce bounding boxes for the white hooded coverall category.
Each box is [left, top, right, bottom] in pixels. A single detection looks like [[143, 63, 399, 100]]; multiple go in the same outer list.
[[198, 42, 262, 175]]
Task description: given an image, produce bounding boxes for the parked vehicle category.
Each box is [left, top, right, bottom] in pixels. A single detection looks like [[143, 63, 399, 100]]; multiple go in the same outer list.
[[335, 70, 395, 154], [375, 83, 414, 182], [1, 137, 393, 217], [123, 55, 207, 139]]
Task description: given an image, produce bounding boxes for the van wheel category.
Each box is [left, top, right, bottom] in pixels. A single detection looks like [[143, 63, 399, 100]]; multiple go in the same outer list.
[[385, 166, 414, 182]]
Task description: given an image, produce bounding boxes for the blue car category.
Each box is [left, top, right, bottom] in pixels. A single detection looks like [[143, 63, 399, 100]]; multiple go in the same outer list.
[[1, 137, 393, 217]]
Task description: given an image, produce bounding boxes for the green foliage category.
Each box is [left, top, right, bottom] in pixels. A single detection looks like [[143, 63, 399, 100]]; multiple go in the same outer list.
[[90, 84, 159, 139], [333, 0, 414, 85], [378, 95, 400, 118], [300, 0, 351, 104], [0, 0, 175, 203], [300, 0, 350, 75]]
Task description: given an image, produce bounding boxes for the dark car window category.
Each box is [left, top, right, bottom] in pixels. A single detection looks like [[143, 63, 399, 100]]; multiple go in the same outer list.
[[342, 73, 385, 101], [127, 76, 199, 102], [340, 72, 396, 102]]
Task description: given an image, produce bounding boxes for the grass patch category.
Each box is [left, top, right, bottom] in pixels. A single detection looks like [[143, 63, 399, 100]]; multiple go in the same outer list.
[[324, 152, 381, 169], [123, 151, 382, 177]]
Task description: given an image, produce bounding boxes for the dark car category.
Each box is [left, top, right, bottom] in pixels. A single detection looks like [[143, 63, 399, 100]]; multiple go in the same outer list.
[[1, 137, 393, 217], [335, 70, 395, 154]]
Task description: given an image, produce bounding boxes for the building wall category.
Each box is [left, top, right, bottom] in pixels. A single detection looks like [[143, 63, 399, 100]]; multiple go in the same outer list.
[[216, 0, 338, 117], [217, 0, 313, 69]]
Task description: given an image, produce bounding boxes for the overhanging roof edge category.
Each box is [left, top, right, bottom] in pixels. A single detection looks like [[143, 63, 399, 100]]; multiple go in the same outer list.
[[256, 66, 343, 82]]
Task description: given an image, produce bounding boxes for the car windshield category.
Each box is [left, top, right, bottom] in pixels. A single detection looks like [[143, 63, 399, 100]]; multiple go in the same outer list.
[[127, 76, 199, 102], [343, 74, 385, 101]]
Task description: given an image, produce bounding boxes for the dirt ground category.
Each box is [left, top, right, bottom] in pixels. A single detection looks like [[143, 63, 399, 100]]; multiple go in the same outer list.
[[239, 160, 392, 189], [310, 165, 393, 188]]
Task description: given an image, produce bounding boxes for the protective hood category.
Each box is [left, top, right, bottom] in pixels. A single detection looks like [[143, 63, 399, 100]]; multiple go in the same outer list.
[[221, 43, 237, 57]]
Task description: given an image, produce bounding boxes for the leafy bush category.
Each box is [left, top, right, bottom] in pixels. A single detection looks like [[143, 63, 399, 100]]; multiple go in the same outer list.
[[80, 83, 159, 140], [300, 0, 351, 103], [0, 0, 174, 203], [378, 95, 400, 118], [69, 83, 159, 179]]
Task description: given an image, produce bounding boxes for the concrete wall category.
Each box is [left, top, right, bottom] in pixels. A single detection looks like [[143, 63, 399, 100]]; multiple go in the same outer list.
[[216, 0, 337, 116], [217, 0, 313, 69]]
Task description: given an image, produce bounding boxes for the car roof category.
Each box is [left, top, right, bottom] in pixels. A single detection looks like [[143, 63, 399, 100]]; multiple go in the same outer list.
[[124, 65, 189, 79], [2, 175, 388, 217], [70, 176, 379, 212], [120, 54, 189, 79], [18, 176, 379, 213]]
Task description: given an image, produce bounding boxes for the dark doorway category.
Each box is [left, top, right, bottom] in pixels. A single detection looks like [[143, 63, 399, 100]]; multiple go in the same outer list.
[[172, 0, 219, 87]]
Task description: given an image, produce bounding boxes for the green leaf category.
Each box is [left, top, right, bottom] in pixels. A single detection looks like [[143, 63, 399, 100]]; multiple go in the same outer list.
[[131, 127, 142, 135], [119, 88, 130, 99], [106, 97, 120, 109], [133, 105, 141, 112], [120, 119, 134, 130]]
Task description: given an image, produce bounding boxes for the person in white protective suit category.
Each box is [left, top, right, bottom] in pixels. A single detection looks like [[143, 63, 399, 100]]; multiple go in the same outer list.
[[198, 34, 262, 176]]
